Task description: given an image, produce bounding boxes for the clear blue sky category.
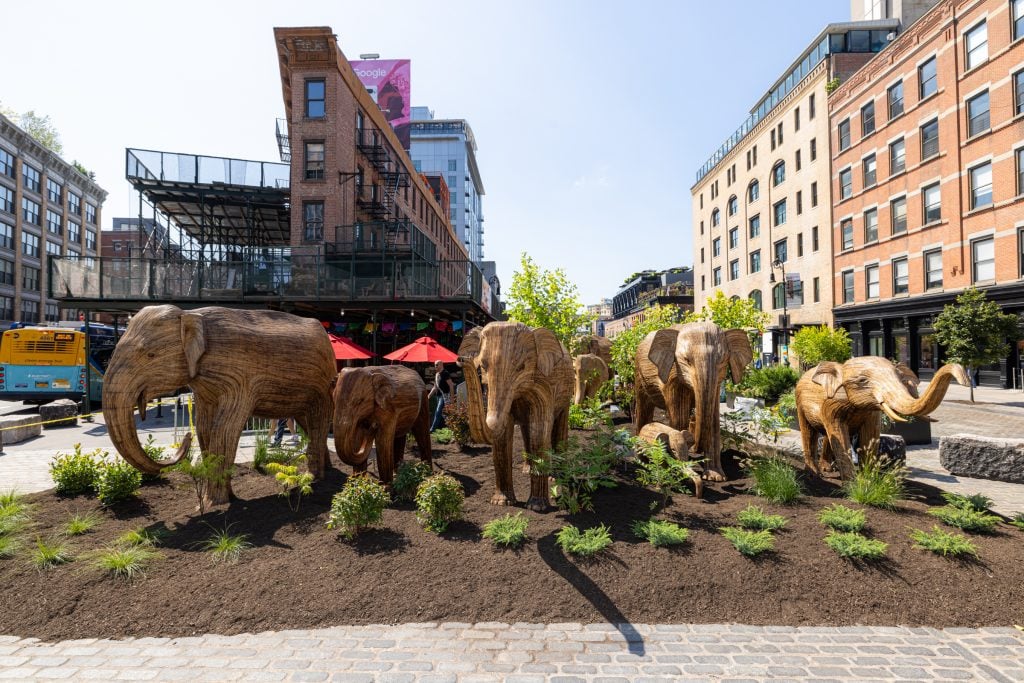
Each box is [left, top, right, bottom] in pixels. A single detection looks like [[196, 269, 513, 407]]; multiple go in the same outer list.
[[2, 0, 846, 304]]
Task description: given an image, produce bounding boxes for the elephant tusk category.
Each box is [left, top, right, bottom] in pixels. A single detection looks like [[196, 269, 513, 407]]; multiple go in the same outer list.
[[880, 403, 909, 423]]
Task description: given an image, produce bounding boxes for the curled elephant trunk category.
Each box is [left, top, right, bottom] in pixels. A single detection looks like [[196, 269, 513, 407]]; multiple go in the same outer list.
[[883, 363, 969, 421], [335, 425, 371, 468], [103, 374, 190, 474], [461, 360, 492, 443]]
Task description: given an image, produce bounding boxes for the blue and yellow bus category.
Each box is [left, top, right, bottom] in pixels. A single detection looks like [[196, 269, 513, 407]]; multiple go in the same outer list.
[[0, 327, 89, 403]]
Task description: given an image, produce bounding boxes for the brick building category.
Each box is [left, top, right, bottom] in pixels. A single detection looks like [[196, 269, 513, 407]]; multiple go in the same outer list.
[[829, 0, 1024, 386]]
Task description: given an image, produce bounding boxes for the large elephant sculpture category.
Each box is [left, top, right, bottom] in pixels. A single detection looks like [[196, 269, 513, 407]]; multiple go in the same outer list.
[[103, 305, 336, 507], [795, 358, 969, 479], [458, 321, 574, 511], [635, 322, 752, 481], [333, 365, 432, 483], [573, 353, 609, 404]]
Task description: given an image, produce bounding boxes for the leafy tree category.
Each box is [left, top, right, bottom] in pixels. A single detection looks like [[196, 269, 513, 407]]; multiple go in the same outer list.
[[685, 290, 769, 334], [608, 304, 683, 388], [17, 111, 64, 155], [506, 252, 593, 350], [790, 325, 852, 369], [933, 287, 1020, 402]]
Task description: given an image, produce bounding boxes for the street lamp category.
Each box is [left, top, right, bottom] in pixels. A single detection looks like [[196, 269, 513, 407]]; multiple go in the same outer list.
[[769, 258, 789, 359]]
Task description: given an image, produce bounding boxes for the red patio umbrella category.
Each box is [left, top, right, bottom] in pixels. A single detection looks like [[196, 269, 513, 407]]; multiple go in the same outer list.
[[328, 334, 375, 360], [383, 336, 459, 363]]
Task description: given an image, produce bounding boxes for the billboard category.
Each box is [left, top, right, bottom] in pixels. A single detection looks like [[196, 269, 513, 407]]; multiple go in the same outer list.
[[351, 59, 411, 150], [785, 272, 803, 309]]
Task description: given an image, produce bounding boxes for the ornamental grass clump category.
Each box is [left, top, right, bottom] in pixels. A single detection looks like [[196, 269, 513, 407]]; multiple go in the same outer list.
[[747, 456, 802, 505], [93, 545, 159, 580], [0, 491, 31, 537], [1011, 512, 1024, 531], [63, 511, 102, 536], [49, 444, 103, 496], [116, 527, 165, 548], [823, 531, 888, 560], [736, 505, 788, 532], [843, 447, 905, 510], [0, 535, 20, 559], [556, 524, 612, 557], [482, 513, 529, 548], [198, 523, 251, 564], [31, 535, 72, 569], [392, 461, 433, 503], [95, 460, 143, 507], [631, 519, 690, 548], [719, 527, 774, 557], [327, 474, 390, 539], [911, 526, 979, 558], [415, 474, 465, 533], [818, 504, 867, 533]]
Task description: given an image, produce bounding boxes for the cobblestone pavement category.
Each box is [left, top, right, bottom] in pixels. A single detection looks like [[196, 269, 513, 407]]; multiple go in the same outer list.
[[1, 622, 1022, 682]]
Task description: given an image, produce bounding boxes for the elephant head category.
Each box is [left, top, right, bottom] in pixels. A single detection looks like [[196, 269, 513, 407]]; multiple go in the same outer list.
[[573, 353, 609, 405], [102, 304, 199, 475], [811, 358, 969, 423], [333, 367, 394, 467]]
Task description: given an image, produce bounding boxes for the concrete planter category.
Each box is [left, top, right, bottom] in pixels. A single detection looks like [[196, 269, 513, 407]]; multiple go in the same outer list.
[[883, 419, 932, 446]]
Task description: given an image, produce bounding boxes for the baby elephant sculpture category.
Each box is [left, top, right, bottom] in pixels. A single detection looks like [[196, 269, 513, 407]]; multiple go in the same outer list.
[[795, 358, 969, 479], [573, 353, 609, 404], [333, 365, 432, 484], [103, 305, 336, 508]]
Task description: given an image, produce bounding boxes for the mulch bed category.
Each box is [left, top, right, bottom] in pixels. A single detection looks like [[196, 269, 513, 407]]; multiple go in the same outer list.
[[2, 426, 1024, 641]]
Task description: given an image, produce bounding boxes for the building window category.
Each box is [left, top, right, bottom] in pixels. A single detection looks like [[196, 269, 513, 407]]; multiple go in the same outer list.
[[864, 208, 878, 243], [711, 208, 720, 227], [46, 179, 62, 204], [972, 237, 995, 282], [925, 249, 943, 289], [771, 129, 776, 150], [304, 142, 325, 180], [866, 264, 879, 299], [750, 289, 763, 310], [713, 267, 722, 286], [888, 81, 904, 119], [863, 154, 877, 187], [0, 221, 12, 250], [750, 250, 761, 273], [795, 150, 802, 172], [303, 202, 324, 241], [861, 101, 875, 136], [967, 91, 990, 137], [68, 221, 80, 244], [797, 232, 804, 257], [772, 161, 785, 186], [919, 56, 937, 99], [23, 164, 40, 193], [729, 259, 740, 280], [810, 138, 816, 161], [85, 203, 96, 225], [727, 195, 738, 216], [922, 183, 942, 223], [1014, 0, 1023, 41], [965, 21, 988, 70], [892, 257, 909, 294], [305, 79, 326, 118], [748, 180, 759, 202], [22, 265, 39, 291], [839, 168, 852, 199], [838, 119, 850, 151], [46, 209, 62, 235], [0, 149, 13, 179], [727, 227, 738, 250], [21, 231, 39, 258], [794, 106, 800, 131], [920, 119, 939, 160], [812, 225, 819, 251], [46, 241, 61, 258], [889, 196, 907, 234], [749, 214, 760, 238], [842, 270, 855, 303], [44, 304, 59, 323], [20, 300, 38, 324], [889, 138, 906, 175], [68, 192, 81, 216], [813, 277, 820, 302], [1018, 148, 1024, 195], [970, 162, 993, 209], [841, 219, 854, 250], [85, 229, 96, 251], [712, 237, 721, 257], [796, 191, 803, 215], [0, 295, 12, 320], [0, 185, 12, 214], [772, 283, 785, 310], [774, 238, 787, 263], [22, 198, 40, 225], [0, 258, 12, 285], [773, 199, 786, 226]]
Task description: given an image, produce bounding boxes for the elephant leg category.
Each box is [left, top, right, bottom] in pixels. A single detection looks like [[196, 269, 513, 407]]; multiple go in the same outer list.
[[520, 421, 534, 474], [297, 413, 326, 480], [526, 419, 554, 512], [392, 433, 408, 469], [198, 405, 247, 508], [490, 425, 516, 506], [824, 424, 855, 480], [412, 406, 433, 467], [796, 408, 820, 475], [375, 424, 397, 484], [634, 391, 654, 433], [857, 416, 882, 461], [677, 388, 696, 435]]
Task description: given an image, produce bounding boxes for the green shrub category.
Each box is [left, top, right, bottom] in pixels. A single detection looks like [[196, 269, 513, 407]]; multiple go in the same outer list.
[[392, 461, 433, 503], [911, 526, 979, 557], [818, 504, 866, 532], [633, 437, 701, 511], [719, 527, 774, 557], [95, 460, 143, 506], [1011, 512, 1024, 531], [736, 505, 787, 531], [824, 531, 887, 560], [747, 457, 802, 504], [568, 398, 610, 431], [31, 535, 72, 569], [327, 474, 390, 539], [928, 505, 1000, 533], [775, 390, 797, 422], [556, 524, 612, 557], [253, 440, 304, 474], [531, 433, 620, 514], [941, 491, 993, 513], [93, 545, 158, 580], [173, 453, 233, 515], [415, 474, 465, 533], [116, 527, 165, 548], [431, 428, 455, 445], [482, 513, 529, 548], [64, 511, 102, 536], [265, 459, 314, 511], [198, 523, 251, 563], [790, 325, 852, 368], [49, 444, 102, 496], [631, 519, 689, 547], [442, 399, 472, 448], [844, 448, 905, 510], [733, 366, 799, 403]]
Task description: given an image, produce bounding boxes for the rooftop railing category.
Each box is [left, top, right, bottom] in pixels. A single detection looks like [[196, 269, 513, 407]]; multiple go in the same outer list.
[[126, 148, 291, 190]]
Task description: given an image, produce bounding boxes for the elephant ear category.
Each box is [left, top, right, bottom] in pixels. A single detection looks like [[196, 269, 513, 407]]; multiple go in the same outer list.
[[812, 361, 844, 399], [372, 372, 395, 410], [457, 326, 482, 365], [724, 329, 753, 383], [647, 328, 679, 385], [532, 327, 566, 376], [180, 312, 206, 380]]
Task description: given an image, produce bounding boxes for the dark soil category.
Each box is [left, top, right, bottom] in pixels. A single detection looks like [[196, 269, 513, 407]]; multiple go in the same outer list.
[[3, 427, 1024, 641]]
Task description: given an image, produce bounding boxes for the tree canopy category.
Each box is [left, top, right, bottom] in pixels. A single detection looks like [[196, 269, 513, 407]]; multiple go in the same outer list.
[[505, 252, 593, 351], [685, 291, 769, 333], [15, 110, 64, 155], [790, 325, 852, 369]]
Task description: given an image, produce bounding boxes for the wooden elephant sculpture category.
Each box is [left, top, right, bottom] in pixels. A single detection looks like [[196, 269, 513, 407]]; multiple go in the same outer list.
[[576, 334, 613, 370], [103, 305, 336, 508], [333, 365, 432, 483], [573, 353, 609, 404], [635, 321, 752, 481], [458, 321, 574, 511], [637, 423, 702, 499], [795, 358, 969, 479]]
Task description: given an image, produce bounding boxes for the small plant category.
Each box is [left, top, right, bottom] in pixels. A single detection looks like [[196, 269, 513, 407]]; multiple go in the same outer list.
[[327, 474, 390, 539], [941, 491, 993, 513], [824, 531, 887, 560], [911, 526, 979, 558], [0, 535, 20, 559], [253, 441, 304, 474], [719, 527, 774, 557], [64, 511, 102, 536], [826, 77, 841, 94], [844, 446, 905, 510], [116, 527, 165, 548], [633, 437, 701, 511], [415, 474, 465, 533], [631, 519, 690, 548], [737, 504, 787, 532], [174, 453, 233, 515], [1011, 512, 1024, 531], [265, 459, 314, 511], [818, 504, 866, 533], [531, 432, 621, 514], [928, 504, 1000, 533], [198, 523, 252, 564], [140, 435, 166, 483], [95, 460, 143, 506], [569, 397, 610, 430], [31, 535, 72, 569], [568, 403, 587, 430], [482, 513, 530, 548], [392, 460, 433, 503], [443, 399, 472, 449], [93, 545, 158, 580], [49, 444, 102, 496], [721, 407, 789, 450], [431, 427, 455, 445], [0, 491, 31, 535], [747, 456, 802, 504], [556, 524, 613, 557]]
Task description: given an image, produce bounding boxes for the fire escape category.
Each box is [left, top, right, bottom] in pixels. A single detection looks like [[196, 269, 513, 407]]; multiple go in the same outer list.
[[351, 127, 411, 251]]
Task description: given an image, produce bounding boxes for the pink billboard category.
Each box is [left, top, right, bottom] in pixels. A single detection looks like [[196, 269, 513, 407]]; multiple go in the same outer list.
[[351, 59, 411, 150]]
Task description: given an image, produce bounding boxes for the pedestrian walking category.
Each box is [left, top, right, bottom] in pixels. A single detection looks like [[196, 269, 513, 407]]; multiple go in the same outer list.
[[428, 360, 455, 432]]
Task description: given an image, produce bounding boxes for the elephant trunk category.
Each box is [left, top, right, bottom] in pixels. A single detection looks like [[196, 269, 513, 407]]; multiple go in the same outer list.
[[335, 422, 371, 467], [103, 372, 190, 474], [691, 369, 722, 463], [461, 360, 492, 443], [882, 363, 969, 421]]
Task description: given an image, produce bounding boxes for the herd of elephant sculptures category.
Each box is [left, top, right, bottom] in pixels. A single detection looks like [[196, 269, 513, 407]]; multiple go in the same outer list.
[[101, 304, 969, 511]]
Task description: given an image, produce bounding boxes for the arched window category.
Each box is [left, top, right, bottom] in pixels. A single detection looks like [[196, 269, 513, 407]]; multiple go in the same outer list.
[[748, 180, 759, 202], [772, 161, 785, 186], [749, 289, 762, 311], [727, 195, 738, 216], [711, 208, 721, 227], [773, 283, 786, 309]]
